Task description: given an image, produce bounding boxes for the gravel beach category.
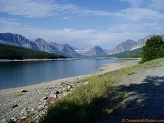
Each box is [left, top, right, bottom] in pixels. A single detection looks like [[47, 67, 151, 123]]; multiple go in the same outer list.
[[0, 60, 140, 122]]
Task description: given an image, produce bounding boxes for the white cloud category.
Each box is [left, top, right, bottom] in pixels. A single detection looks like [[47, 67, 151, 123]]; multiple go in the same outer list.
[[0, 0, 163, 23], [108, 22, 163, 34], [0, 18, 20, 26], [120, 0, 145, 7], [0, 0, 112, 18], [119, 0, 164, 22], [0, 0, 164, 50], [0, 0, 56, 18], [1, 18, 163, 49], [62, 16, 72, 20], [117, 8, 164, 22], [76, 9, 111, 16], [0, 18, 110, 48], [149, 0, 164, 10], [121, 0, 164, 10]]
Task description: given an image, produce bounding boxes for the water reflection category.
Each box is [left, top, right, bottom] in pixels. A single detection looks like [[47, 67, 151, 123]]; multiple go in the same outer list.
[[0, 58, 125, 89]]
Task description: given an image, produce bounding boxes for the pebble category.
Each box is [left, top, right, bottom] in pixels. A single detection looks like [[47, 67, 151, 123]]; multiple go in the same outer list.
[[0, 74, 92, 122], [12, 104, 19, 108], [10, 117, 17, 122]]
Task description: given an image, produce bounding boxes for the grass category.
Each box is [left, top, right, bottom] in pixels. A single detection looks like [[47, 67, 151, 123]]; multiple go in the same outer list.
[[80, 76, 93, 83], [13, 93, 24, 97], [39, 73, 118, 123], [39, 58, 164, 123]]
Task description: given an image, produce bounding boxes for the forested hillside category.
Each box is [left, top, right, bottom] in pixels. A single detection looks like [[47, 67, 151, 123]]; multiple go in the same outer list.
[[0, 44, 65, 60]]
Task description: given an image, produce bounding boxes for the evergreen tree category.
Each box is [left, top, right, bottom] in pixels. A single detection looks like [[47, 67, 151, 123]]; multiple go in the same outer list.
[[0, 44, 65, 59], [141, 35, 164, 62]]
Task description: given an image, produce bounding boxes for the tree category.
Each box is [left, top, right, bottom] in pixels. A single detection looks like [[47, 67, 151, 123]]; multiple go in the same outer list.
[[141, 35, 164, 63]]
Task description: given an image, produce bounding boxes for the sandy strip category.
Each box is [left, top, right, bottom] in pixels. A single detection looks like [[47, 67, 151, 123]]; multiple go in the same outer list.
[[0, 59, 140, 122]]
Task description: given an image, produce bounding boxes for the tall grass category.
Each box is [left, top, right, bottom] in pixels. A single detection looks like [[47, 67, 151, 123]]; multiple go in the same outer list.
[[40, 73, 119, 123]]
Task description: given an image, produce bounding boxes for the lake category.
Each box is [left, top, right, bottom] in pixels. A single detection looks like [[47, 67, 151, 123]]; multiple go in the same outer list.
[[0, 58, 126, 89]]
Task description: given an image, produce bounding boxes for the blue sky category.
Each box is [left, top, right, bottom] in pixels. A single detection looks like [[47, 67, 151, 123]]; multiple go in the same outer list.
[[0, 0, 164, 49]]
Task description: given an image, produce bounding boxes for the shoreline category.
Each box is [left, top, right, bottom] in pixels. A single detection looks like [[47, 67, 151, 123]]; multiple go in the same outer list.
[[0, 59, 140, 122], [0, 58, 140, 91], [0, 57, 141, 62], [0, 58, 75, 62], [0, 57, 140, 90]]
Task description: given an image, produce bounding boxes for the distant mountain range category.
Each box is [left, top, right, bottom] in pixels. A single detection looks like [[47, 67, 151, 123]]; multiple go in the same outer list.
[[0, 33, 81, 57], [105, 34, 164, 55], [76, 34, 164, 57], [0, 32, 163, 57]]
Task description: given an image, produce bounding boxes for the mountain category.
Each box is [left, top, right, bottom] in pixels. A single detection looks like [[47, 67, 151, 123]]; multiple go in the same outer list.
[[32, 38, 63, 55], [108, 48, 141, 58], [131, 34, 164, 50], [1, 32, 163, 57], [82, 46, 107, 57], [108, 34, 164, 55], [50, 42, 81, 57], [0, 43, 65, 59], [74, 47, 87, 56], [0, 33, 39, 50], [131, 35, 156, 50], [110, 39, 137, 55], [104, 49, 112, 55], [72, 47, 85, 51], [131, 39, 145, 50], [0, 33, 80, 57]]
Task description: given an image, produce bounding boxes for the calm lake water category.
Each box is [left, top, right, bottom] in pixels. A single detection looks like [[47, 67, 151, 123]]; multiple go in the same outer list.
[[0, 58, 126, 89]]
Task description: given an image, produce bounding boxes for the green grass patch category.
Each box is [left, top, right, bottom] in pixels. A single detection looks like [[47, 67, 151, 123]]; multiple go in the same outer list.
[[80, 76, 93, 83], [13, 93, 24, 97]]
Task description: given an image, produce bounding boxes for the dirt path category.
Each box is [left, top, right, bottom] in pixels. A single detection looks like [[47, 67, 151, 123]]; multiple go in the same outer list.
[[98, 60, 164, 123]]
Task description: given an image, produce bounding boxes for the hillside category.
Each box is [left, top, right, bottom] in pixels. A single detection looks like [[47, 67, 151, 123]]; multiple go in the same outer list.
[[0, 44, 65, 60], [108, 48, 141, 58]]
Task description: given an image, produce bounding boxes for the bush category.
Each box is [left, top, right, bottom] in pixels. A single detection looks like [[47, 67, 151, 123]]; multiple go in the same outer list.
[[141, 36, 164, 62]]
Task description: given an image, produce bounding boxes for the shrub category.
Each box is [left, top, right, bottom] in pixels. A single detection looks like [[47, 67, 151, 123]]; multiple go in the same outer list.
[[141, 36, 164, 62]]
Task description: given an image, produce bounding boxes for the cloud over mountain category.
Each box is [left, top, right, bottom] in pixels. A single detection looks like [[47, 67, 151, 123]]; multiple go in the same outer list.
[[0, 0, 164, 49]]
